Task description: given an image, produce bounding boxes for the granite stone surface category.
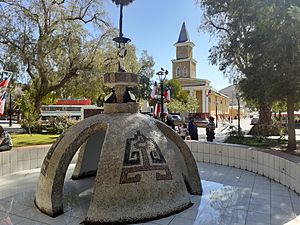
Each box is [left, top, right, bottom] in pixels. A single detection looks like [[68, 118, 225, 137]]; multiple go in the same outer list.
[[35, 113, 201, 224]]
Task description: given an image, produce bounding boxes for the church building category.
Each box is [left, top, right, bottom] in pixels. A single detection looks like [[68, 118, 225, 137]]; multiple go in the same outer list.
[[171, 22, 230, 120]]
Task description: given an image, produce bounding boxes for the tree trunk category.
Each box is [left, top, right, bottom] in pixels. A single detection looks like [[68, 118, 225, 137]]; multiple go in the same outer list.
[[258, 104, 272, 125], [34, 96, 42, 115], [287, 94, 296, 152], [237, 96, 241, 136]]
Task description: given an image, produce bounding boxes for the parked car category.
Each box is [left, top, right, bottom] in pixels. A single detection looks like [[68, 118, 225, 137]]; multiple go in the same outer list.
[[193, 117, 208, 127], [250, 117, 259, 125], [171, 115, 183, 126]]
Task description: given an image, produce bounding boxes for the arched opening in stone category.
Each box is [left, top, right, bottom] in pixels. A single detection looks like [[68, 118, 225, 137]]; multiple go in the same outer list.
[[35, 122, 108, 217], [71, 129, 107, 180]]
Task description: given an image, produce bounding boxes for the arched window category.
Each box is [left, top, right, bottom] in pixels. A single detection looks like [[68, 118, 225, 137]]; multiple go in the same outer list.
[[183, 67, 187, 77], [176, 67, 181, 77]]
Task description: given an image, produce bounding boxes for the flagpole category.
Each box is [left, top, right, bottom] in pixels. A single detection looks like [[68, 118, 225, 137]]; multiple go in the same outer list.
[[9, 92, 12, 127], [156, 68, 168, 122]]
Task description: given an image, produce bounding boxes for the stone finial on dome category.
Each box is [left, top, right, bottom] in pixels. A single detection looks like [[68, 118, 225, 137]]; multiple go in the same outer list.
[[112, 0, 134, 5], [177, 22, 190, 43]]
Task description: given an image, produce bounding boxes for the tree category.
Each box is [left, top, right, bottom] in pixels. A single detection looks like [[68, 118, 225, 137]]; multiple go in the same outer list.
[[167, 79, 198, 114], [0, 0, 111, 113], [198, 0, 300, 151], [168, 96, 199, 115], [167, 79, 182, 99]]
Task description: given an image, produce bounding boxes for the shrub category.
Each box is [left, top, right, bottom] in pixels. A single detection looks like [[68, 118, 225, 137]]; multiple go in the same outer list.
[[20, 119, 44, 134], [227, 125, 245, 137], [46, 116, 77, 134], [249, 120, 287, 137]]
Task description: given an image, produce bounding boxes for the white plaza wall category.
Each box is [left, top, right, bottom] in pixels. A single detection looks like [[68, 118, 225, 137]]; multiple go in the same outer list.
[[1, 142, 300, 197], [0, 145, 78, 176], [186, 141, 300, 195]]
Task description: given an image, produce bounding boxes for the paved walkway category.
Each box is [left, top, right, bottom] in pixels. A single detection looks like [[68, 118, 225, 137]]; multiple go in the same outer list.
[[0, 163, 299, 225], [198, 118, 300, 143]]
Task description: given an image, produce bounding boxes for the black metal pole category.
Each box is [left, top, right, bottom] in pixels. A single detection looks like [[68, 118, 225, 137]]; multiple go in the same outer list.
[[9, 92, 12, 127], [215, 96, 218, 128], [119, 4, 123, 37], [237, 96, 241, 136], [161, 81, 164, 122]]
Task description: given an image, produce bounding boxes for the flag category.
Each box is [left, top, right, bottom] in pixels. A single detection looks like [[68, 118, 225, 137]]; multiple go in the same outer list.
[[163, 102, 168, 115], [0, 76, 10, 116], [154, 102, 160, 118], [206, 89, 211, 97], [164, 87, 171, 102], [154, 102, 168, 118], [150, 81, 157, 100]]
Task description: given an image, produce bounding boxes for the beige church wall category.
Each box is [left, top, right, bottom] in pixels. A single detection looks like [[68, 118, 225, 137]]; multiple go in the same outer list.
[[176, 46, 188, 59], [191, 62, 196, 79], [208, 92, 229, 119], [229, 107, 245, 118], [196, 90, 203, 113], [172, 64, 176, 79], [221, 97, 230, 115], [188, 46, 193, 58], [173, 61, 190, 78], [176, 46, 193, 59]]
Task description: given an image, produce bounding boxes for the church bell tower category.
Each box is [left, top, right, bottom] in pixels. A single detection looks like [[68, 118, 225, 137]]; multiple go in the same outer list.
[[172, 22, 197, 79]]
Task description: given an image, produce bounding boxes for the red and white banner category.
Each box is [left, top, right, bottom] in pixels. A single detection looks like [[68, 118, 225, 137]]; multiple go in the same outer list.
[[150, 81, 157, 100], [154, 101, 160, 118], [153, 102, 168, 118], [0, 76, 10, 116], [164, 87, 171, 102]]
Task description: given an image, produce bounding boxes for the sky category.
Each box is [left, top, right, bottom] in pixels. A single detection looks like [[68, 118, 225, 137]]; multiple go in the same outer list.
[[103, 0, 231, 90]]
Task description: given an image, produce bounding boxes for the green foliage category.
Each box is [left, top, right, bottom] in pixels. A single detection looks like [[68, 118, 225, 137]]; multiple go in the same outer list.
[[272, 101, 287, 113], [167, 79, 182, 99], [198, 0, 300, 150], [249, 120, 287, 138], [225, 136, 288, 149], [166, 79, 198, 114], [168, 95, 199, 114], [46, 116, 77, 134], [135, 51, 155, 100], [168, 99, 185, 113], [185, 95, 199, 112], [138, 50, 155, 79], [0, 1, 111, 112], [15, 90, 39, 134]]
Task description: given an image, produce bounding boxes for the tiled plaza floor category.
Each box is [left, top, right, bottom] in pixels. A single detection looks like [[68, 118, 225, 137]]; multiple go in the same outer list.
[[0, 163, 299, 225]]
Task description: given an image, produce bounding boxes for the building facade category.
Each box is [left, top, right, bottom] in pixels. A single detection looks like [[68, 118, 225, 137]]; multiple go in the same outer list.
[[171, 22, 230, 119]]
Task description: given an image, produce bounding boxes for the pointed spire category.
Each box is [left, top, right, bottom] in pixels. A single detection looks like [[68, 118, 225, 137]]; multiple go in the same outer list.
[[177, 22, 190, 43]]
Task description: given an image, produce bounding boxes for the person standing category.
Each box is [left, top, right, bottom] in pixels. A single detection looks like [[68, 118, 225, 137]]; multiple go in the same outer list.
[[188, 118, 198, 140], [206, 116, 216, 142], [178, 123, 188, 140], [0, 125, 13, 151], [166, 115, 176, 130]]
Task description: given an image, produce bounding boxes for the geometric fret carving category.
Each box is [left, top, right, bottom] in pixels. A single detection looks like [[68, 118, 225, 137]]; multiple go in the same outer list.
[[120, 131, 172, 184]]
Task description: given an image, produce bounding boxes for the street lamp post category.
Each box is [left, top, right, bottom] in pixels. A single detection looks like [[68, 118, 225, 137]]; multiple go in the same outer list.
[[215, 96, 218, 128], [9, 92, 12, 127], [237, 93, 241, 136], [156, 68, 168, 122]]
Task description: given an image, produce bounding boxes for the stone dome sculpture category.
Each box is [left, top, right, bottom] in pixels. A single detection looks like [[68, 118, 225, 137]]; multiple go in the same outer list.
[[35, 1, 202, 223], [35, 71, 202, 224]]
